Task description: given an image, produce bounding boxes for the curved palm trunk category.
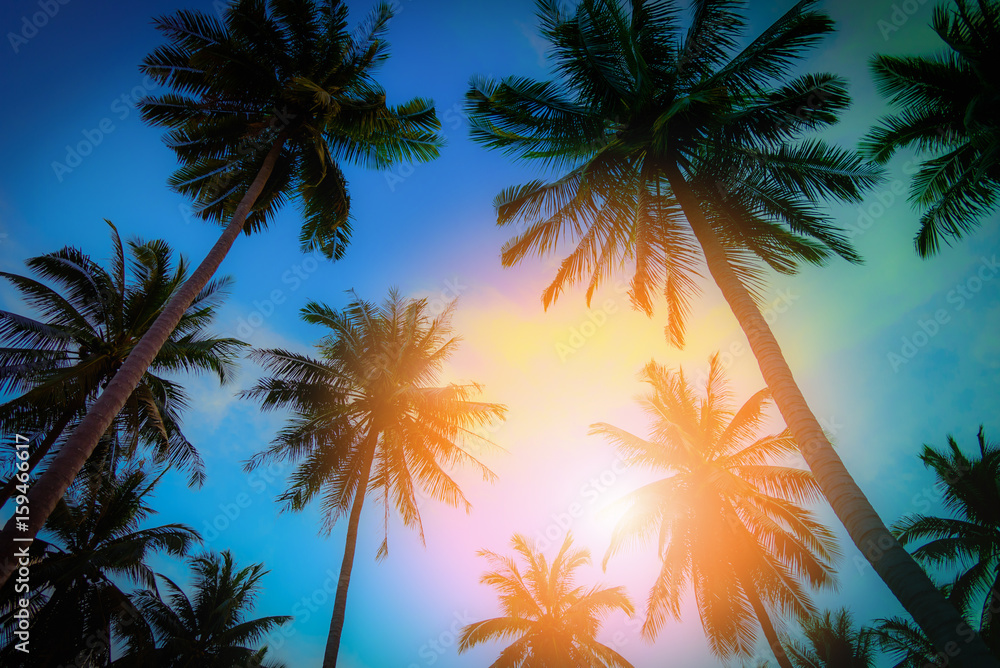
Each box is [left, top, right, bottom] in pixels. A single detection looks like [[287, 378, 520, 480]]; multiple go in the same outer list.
[[0, 136, 288, 588], [663, 161, 998, 667], [0, 406, 76, 508], [740, 574, 793, 668], [323, 440, 376, 668]]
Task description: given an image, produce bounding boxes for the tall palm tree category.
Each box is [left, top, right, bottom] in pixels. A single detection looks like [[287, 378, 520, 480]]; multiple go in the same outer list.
[[458, 532, 635, 667], [785, 609, 876, 668], [0, 223, 242, 504], [892, 427, 1000, 650], [595, 356, 838, 668], [0, 462, 199, 666], [862, 0, 1000, 256], [242, 292, 506, 667], [116, 550, 289, 668], [0, 0, 444, 581], [463, 1, 993, 662]]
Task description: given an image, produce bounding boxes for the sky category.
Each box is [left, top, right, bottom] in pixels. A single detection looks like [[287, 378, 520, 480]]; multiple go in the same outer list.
[[1, 0, 999, 666]]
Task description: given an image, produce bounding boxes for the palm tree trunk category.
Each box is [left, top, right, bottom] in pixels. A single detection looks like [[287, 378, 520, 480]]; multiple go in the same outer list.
[[322, 439, 376, 668], [0, 406, 76, 508], [0, 135, 288, 588], [662, 161, 998, 668], [740, 574, 793, 668]]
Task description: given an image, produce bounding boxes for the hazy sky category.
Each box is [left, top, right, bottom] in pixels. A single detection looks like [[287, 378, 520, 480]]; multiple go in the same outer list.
[[1, 0, 998, 666]]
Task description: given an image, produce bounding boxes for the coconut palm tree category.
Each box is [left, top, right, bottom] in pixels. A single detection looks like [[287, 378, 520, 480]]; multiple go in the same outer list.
[[0, 462, 198, 666], [459, 532, 635, 667], [242, 291, 506, 667], [116, 550, 289, 668], [0, 223, 242, 505], [862, 0, 1000, 256], [785, 609, 876, 668], [595, 356, 838, 668], [865, 428, 1000, 668], [865, 615, 944, 668], [892, 427, 1000, 650], [464, 1, 993, 662], [0, 0, 445, 582]]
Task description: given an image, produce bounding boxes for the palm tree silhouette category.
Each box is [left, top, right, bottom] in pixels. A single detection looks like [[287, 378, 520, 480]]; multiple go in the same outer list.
[[863, 0, 1000, 255], [459, 532, 635, 667], [0, 0, 444, 580], [0, 223, 242, 504], [785, 609, 876, 667], [595, 356, 838, 667], [117, 550, 290, 667], [242, 291, 506, 667], [892, 426, 1000, 651], [463, 1, 992, 661], [866, 615, 943, 668], [0, 463, 199, 666]]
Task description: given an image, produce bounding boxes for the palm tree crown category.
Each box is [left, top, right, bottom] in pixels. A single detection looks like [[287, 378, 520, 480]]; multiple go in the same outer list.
[[595, 356, 837, 665], [785, 609, 876, 668], [466, 0, 877, 344], [866, 615, 945, 668], [139, 0, 444, 259], [244, 293, 505, 546], [120, 550, 290, 667], [892, 427, 1000, 648], [863, 0, 1000, 256], [0, 223, 242, 487], [459, 533, 635, 668]]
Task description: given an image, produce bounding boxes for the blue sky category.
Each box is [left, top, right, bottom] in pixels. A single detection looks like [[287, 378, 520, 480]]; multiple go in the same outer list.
[[1, 0, 999, 666]]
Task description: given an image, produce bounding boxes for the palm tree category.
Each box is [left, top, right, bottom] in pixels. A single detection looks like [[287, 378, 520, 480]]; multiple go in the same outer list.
[[0, 463, 199, 666], [862, 0, 1000, 256], [865, 615, 944, 667], [116, 550, 289, 668], [892, 427, 1000, 650], [463, 1, 993, 662], [785, 609, 876, 668], [242, 291, 506, 667], [0, 223, 242, 504], [458, 532, 635, 667], [595, 356, 838, 668], [0, 0, 444, 582]]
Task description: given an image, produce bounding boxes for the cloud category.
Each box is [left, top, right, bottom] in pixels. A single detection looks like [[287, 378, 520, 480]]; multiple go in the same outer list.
[[516, 20, 549, 68]]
